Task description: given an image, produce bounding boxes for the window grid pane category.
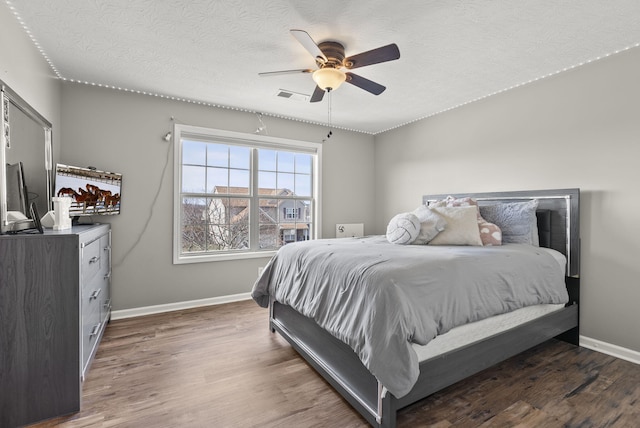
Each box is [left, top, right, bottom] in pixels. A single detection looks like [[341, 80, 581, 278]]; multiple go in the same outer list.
[[207, 197, 250, 251], [258, 197, 312, 247], [181, 197, 208, 253]]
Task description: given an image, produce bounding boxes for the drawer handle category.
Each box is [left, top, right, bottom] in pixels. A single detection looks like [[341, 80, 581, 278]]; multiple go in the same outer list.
[[103, 246, 111, 252], [90, 322, 102, 338], [90, 289, 102, 300], [89, 256, 100, 264], [104, 298, 112, 310], [104, 272, 111, 280]]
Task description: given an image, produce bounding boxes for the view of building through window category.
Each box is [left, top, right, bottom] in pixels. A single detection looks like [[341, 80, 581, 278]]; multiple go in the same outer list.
[[177, 136, 316, 259]]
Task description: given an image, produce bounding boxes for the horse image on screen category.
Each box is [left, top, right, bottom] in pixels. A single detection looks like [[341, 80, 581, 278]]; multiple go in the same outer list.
[[54, 164, 122, 216]]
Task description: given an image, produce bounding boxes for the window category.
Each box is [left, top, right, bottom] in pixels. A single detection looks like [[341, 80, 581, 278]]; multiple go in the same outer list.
[[284, 208, 297, 219], [173, 125, 322, 263]]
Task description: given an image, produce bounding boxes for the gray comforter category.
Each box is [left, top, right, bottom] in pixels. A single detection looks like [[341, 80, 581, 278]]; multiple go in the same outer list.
[[251, 236, 568, 398]]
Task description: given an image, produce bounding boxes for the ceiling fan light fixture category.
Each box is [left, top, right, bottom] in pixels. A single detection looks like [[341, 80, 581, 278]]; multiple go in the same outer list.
[[312, 68, 346, 91]]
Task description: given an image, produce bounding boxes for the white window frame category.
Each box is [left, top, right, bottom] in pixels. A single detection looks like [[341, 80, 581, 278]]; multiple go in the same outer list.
[[173, 124, 322, 264]]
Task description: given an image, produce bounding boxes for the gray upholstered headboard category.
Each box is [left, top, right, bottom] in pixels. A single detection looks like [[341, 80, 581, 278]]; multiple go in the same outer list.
[[423, 189, 580, 278]]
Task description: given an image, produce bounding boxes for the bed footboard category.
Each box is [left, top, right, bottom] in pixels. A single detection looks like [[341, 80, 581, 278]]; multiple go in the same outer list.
[[270, 300, 578, 428], [270, 300, 389, 426], [397, 304, 578, 409]]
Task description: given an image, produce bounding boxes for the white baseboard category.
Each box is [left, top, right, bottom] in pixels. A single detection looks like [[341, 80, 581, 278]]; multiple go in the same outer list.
[[580, 335, 640, 365], [111, 292, 252, 320]]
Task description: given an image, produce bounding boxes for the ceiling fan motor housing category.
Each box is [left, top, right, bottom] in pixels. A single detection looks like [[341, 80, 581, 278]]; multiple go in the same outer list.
[[317, 41, 347, 68]]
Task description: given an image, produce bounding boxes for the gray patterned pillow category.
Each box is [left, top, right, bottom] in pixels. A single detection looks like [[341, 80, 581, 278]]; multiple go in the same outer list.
[[479, 200, 539, 246]]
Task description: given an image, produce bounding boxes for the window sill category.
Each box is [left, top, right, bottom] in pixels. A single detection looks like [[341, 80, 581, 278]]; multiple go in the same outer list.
[[173, 250, 277, 264]]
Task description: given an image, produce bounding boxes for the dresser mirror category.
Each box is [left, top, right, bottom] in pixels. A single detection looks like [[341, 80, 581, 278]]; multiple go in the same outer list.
[[0, 79, 53, 233]]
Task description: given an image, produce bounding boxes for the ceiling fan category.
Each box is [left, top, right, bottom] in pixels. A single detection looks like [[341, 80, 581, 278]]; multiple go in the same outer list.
[[259, 29, 400, 103]]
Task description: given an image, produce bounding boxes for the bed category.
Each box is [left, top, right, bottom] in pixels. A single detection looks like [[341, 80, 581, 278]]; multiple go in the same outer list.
[[252, 188, 580, 428]]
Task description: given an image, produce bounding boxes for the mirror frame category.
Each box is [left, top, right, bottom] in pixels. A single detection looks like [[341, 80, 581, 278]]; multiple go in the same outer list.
[[0, 79, 53, 234]]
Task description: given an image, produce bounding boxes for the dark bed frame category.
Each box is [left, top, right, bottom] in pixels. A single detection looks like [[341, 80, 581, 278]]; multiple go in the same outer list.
[[268, 189, 580, 428]]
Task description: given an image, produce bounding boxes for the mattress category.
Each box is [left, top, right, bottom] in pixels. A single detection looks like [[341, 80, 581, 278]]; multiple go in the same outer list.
[[413, 303, 565, 362], [414, 247, 567, 362]]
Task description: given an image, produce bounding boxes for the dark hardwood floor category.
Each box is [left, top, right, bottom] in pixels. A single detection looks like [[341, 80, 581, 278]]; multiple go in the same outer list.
[[29, 300, 639, 427]]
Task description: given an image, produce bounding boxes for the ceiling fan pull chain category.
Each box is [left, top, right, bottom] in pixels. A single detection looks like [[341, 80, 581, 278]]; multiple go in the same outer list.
[[327, 89, 333, 139]]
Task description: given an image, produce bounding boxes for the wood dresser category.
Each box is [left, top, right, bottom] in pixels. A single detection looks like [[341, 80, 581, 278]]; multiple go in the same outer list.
[[0, 223, 111, 427]]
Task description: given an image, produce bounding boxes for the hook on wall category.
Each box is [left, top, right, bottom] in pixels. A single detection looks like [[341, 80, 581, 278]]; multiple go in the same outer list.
[[162, 116, 176, 142], [255, 112, 268, 135]]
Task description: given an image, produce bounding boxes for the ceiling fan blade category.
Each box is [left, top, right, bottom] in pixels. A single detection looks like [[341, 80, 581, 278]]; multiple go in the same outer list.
[[345, 72, 386, 95], [344, 43, 400, 69], [291, 29, 328, 64], [259, 69, 314, 77], [310, 85, 325, 103]]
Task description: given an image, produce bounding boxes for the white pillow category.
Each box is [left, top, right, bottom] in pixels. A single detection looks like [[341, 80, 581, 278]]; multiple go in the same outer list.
[[411, 205, 447, 244], [386, 212, 421, 245], [428, 206, 483, 246]]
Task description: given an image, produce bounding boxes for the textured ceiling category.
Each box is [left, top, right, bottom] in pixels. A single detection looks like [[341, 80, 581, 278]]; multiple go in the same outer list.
[[6, 0, 640, 134]]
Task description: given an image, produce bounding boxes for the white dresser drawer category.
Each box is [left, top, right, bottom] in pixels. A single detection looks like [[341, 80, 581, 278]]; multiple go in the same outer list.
[[81, 238, 102, 284], [81, 302, 101, 375], [82, 275, 104, 317], [100, 233, 111, 273]]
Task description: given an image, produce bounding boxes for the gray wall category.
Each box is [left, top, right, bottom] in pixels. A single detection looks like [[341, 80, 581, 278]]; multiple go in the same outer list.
[[374, 47, 640, 353], [60, 83, 376, 310], [0, 4, 61, 163]]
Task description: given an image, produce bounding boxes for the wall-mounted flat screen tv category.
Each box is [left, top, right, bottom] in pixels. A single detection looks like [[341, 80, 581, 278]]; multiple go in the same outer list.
[[54, 163, 122, 217]]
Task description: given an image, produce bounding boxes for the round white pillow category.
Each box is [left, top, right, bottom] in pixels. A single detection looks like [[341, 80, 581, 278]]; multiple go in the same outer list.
[[386, 212, 421, 245]]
